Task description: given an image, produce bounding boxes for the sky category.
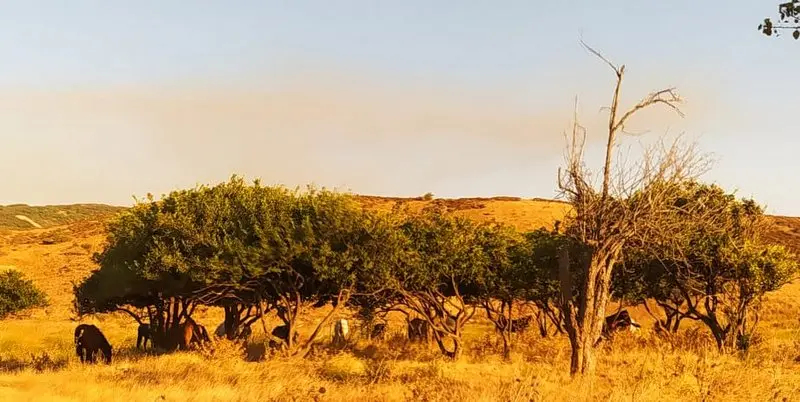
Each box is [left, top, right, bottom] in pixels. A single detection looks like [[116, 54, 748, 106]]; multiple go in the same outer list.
[[0, 1, 798, 215]]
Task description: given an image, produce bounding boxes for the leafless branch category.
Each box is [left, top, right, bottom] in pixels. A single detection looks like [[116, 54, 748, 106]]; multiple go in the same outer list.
[[556, 42, 711, 375], [579, 39, 622, 77]]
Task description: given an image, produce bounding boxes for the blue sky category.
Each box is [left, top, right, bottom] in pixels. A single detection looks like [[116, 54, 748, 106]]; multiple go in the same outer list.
[[0, 1, 797, 215]]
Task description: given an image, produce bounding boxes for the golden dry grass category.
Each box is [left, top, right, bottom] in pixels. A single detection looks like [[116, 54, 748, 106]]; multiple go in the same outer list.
[[0, 197, 799, 401]]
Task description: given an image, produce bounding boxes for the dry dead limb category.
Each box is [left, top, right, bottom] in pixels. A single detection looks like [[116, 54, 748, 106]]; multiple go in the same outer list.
[[556, 40, 709, 377]]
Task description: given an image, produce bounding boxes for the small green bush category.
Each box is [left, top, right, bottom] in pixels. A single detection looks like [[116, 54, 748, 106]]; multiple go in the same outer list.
[[0, 270, 48, 318]]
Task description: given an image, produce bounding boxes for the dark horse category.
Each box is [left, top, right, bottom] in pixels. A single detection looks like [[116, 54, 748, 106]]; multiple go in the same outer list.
[[74, 324, 113, 364], [137, 323, 151, 349]]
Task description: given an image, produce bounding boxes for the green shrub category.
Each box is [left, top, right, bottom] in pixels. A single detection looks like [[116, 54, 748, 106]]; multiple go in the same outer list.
[[0, 270, 48, 318]]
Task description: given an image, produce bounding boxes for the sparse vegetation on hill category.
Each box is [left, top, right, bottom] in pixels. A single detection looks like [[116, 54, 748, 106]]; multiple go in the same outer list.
[[0, 204, 125, 230]]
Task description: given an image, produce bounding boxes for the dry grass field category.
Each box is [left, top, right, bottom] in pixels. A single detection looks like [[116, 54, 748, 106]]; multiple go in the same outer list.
[[1, 197, 800, 401]]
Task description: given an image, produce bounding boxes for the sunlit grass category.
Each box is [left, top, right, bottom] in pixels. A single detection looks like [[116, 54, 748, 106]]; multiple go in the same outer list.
[[0, 305, 799, 402]]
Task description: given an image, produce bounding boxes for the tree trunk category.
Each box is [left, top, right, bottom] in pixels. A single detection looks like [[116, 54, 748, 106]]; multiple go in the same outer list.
[[567, 330, 595, 375], [536, 311, 549, 338], [559, 246, 619, 376], [500, 331, 510, 360], [452, 337, 462, 360], [669, 311, 684, 333], [483, 300, 512, 359], [505, 299, 513, 358], [298, 294, 346, 358], [432, 332, 461, 360], [223, 304, 241, 340]]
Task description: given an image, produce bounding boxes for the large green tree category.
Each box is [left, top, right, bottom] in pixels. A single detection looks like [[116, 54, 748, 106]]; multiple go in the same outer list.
[[470, 221, 519, 359], [359, 205, 499, 359], [74, 177, 282, 348], [480, 227, 583, 358], [74, 176, 401, 355], [622, 181, 799, 350], [258, 188, 410, 356]]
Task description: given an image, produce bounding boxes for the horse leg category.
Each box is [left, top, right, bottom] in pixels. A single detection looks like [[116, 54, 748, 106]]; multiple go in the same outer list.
[[77, 342, 89, 363]]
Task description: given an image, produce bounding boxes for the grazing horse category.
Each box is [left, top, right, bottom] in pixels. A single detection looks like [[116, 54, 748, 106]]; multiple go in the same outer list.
[[137, 323, 151, 349], [74, 324, 113, 364], [407, 318, 430, 342], [597, 309, 641, 345], [271, 324, 299, 346], [173, 319, 210, 350], [214, 322, 252, 341], [602, 309, 641, 335], [370, 323, 387, 340]]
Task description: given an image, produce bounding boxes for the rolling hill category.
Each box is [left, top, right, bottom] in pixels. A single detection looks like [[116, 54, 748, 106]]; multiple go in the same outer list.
[[0, 204, 125, 231]]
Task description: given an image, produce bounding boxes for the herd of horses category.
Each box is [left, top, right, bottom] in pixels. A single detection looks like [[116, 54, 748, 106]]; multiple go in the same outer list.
[[74, 316, 213, 364], [71, 309, 641, 365]]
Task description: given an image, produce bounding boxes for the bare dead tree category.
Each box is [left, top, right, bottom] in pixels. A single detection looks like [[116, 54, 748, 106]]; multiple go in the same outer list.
[[556, 41, 709, 376]]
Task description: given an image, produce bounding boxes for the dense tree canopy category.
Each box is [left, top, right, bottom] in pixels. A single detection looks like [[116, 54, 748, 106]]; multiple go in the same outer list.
[[616, 181, 799, 350], [74, 176, 401, 353], [363, 205, 500, 359]]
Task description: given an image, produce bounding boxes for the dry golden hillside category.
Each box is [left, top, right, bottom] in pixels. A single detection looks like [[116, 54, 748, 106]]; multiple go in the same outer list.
[[355, 195, 571, 231]]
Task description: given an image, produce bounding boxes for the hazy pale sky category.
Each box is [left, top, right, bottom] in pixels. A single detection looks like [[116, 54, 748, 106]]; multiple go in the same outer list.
[[0, 1, 797, 215]]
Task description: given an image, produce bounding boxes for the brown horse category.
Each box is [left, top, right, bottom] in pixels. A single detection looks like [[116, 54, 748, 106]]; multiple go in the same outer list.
[[74, 324, 113, 364], [172, 318, 210, 350]]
